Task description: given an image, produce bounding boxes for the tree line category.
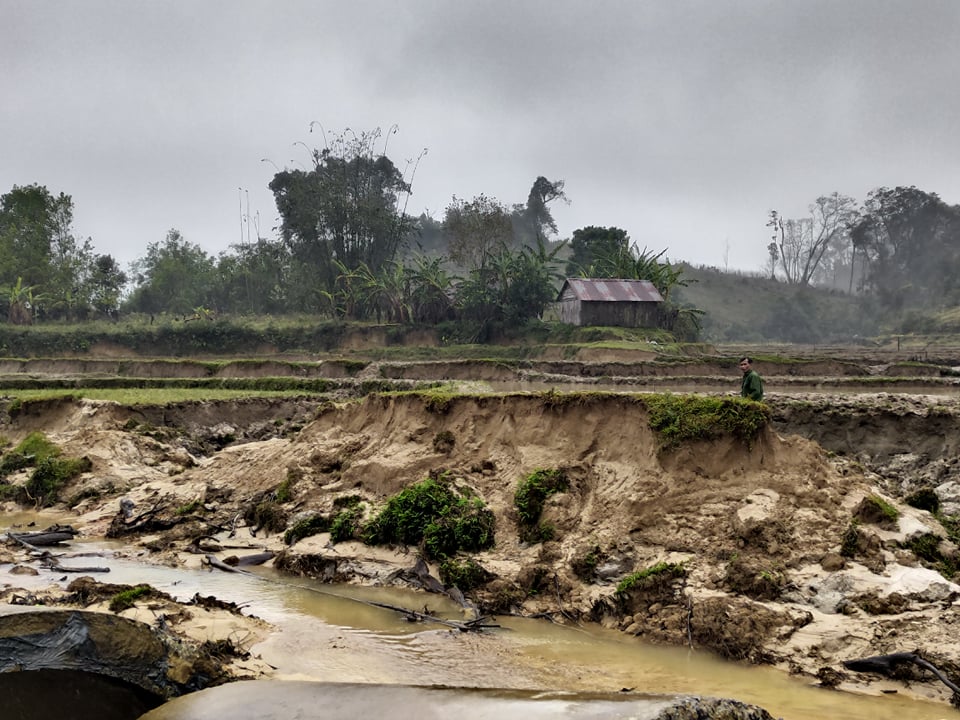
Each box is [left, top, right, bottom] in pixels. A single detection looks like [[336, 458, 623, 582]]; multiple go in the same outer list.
[[767, 187, 960, 311], [0, 127, 690, 340]]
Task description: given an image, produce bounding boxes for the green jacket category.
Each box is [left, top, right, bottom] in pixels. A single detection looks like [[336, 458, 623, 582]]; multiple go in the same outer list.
[[740, 369, 764, 401]]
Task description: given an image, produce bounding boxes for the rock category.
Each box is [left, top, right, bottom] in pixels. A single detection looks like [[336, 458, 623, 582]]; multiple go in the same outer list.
[[9, 565, 39, 576], [820, 553, 846, 571]]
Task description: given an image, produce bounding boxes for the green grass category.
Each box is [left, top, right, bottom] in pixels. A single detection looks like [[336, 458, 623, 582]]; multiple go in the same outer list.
[[643, 394, 769, 447], [616, 561, 687, 594], [362, 474, 496, 559], [1, 388, 317, 403], [514, 468, 568, 542]]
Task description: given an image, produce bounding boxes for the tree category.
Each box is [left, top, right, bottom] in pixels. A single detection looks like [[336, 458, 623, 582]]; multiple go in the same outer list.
[[268, 127, 418, 309], [767, 193, 858, 286], [511, 176, 568, 247], [125, 229, 217, 315], [852, 186, 960, 308], [87, 254, 128, 319], [565, 226, 630, 277], [211, 239, 290, 315], [443, 194, 513, 271], [0, 185, 109, 321], [454, 237, 564, 341]]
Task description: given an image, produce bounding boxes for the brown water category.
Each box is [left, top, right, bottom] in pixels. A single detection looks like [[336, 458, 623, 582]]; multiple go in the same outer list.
[[1, 518, 956, 720]]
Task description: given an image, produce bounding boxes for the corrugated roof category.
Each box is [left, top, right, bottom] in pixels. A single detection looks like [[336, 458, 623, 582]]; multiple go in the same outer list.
[[560, 278, 664, 303]]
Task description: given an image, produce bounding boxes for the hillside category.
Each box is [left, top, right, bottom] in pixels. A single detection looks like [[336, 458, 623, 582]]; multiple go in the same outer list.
[[673, 264, 875, 344]]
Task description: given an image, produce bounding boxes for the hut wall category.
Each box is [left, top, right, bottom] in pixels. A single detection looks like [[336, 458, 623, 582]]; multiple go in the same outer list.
[[579, 301, 659, 328]]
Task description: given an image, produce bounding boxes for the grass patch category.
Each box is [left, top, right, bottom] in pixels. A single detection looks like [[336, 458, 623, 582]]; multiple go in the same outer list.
[[616, 561, 687, 595], [854, 495, 900, 528], [514, 468, 568, 543], [362, 474, 495, 559], [283, 514, 330, 545], [644, 394, 769, 448], [108, 585, 154, 612], [438, 557, 494, 591]]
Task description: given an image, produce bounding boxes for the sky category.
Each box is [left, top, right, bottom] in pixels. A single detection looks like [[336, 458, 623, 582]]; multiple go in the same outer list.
[[5, 0, 960, 274]]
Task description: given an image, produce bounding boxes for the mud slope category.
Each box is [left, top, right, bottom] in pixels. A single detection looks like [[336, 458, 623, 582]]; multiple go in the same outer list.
[[1, 393, 959, 706]]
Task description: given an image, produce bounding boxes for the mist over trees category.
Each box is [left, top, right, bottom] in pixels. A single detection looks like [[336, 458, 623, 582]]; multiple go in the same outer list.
[[6, 124, 960, 343], [767, 186, 960, 310]]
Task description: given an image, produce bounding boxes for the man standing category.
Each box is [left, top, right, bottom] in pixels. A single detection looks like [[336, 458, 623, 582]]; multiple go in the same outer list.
[[739, 357, 764, 401]]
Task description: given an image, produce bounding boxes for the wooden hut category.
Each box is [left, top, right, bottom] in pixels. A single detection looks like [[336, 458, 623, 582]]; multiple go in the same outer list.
[[555, 278, 664, 327]]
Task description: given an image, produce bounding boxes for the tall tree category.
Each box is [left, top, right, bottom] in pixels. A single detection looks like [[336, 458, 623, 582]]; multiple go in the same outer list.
[[125, 229, 217, 315], [0, 184, 100, 320], [87, 254, 128, 319], [852, 186, 960, 308], [511, 176, 568, 247], [268, 128, 417, 310], [443, 194, 513, 271], [767, 193, 858, 286]]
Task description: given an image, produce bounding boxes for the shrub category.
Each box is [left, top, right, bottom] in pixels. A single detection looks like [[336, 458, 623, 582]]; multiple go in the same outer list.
[[330, 504, 364, 543], [840, 521, 861, 558], [905, 488, 940, 514], [432, 430, 455, 454], [514, 468, 568, 542], [24, 456, 93, 507], [570, 545, 605, 581], [284, 514, 330, 545], [362, 475, 495, 559], [245, 500, 288, 535], [438, 557, 494, 591]]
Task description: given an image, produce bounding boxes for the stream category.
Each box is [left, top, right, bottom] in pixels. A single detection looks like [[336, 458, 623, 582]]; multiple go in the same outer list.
[[0, 513, 955, 720]]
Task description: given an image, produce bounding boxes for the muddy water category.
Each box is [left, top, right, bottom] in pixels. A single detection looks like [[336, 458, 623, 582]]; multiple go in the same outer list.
[[0, 524, 953, 720]]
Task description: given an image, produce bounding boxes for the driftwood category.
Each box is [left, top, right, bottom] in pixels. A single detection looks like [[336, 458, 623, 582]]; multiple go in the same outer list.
[[35, 550, 109, 574], [230, 551, 275, 567], [7, 524, 78, 547], [202, 554, 246, 574], [363, 600, 499, 632], [843, 651, 960, 697]]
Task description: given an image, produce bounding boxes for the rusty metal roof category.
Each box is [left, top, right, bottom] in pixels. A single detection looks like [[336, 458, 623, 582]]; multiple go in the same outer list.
[[559, 278, 664, 303]]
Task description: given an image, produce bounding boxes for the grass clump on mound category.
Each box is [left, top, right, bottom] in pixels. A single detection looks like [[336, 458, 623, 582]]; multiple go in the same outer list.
[[108, 585, 155, 613], [0, 432, 92, 507], [362, 473, 495, 559], [514, 468, 568, 543], [438, 557, 494, 591], [616, 561, 687, 595], [643, 394, 769, 448]]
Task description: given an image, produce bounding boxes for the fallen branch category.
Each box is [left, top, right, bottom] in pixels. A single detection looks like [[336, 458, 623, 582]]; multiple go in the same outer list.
[[843, 651, 960, 697]]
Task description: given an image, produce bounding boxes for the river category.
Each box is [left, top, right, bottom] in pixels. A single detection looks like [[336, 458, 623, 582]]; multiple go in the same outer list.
[[0, 514, 954, 720]]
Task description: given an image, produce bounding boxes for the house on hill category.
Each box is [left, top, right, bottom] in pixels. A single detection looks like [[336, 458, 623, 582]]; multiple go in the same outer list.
[[555, 278, 664, 328]]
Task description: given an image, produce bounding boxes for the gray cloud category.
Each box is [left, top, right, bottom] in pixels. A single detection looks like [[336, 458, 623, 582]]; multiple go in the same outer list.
[[3, 0, 959, 271]]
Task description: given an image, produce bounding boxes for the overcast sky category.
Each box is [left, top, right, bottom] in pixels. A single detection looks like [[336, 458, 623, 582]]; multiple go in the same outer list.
[[5, 0, 960, 273]]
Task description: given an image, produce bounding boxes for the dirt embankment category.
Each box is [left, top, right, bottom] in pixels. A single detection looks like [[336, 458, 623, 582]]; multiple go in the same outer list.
[[2, 393, 960, 706]]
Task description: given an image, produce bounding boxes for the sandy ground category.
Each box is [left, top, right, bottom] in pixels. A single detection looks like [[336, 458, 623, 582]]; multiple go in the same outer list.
[[1, 391, 959, 709]]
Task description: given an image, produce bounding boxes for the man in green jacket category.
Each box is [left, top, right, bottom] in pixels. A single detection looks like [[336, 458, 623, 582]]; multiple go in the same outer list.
[[739, 357, 764, 401]]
